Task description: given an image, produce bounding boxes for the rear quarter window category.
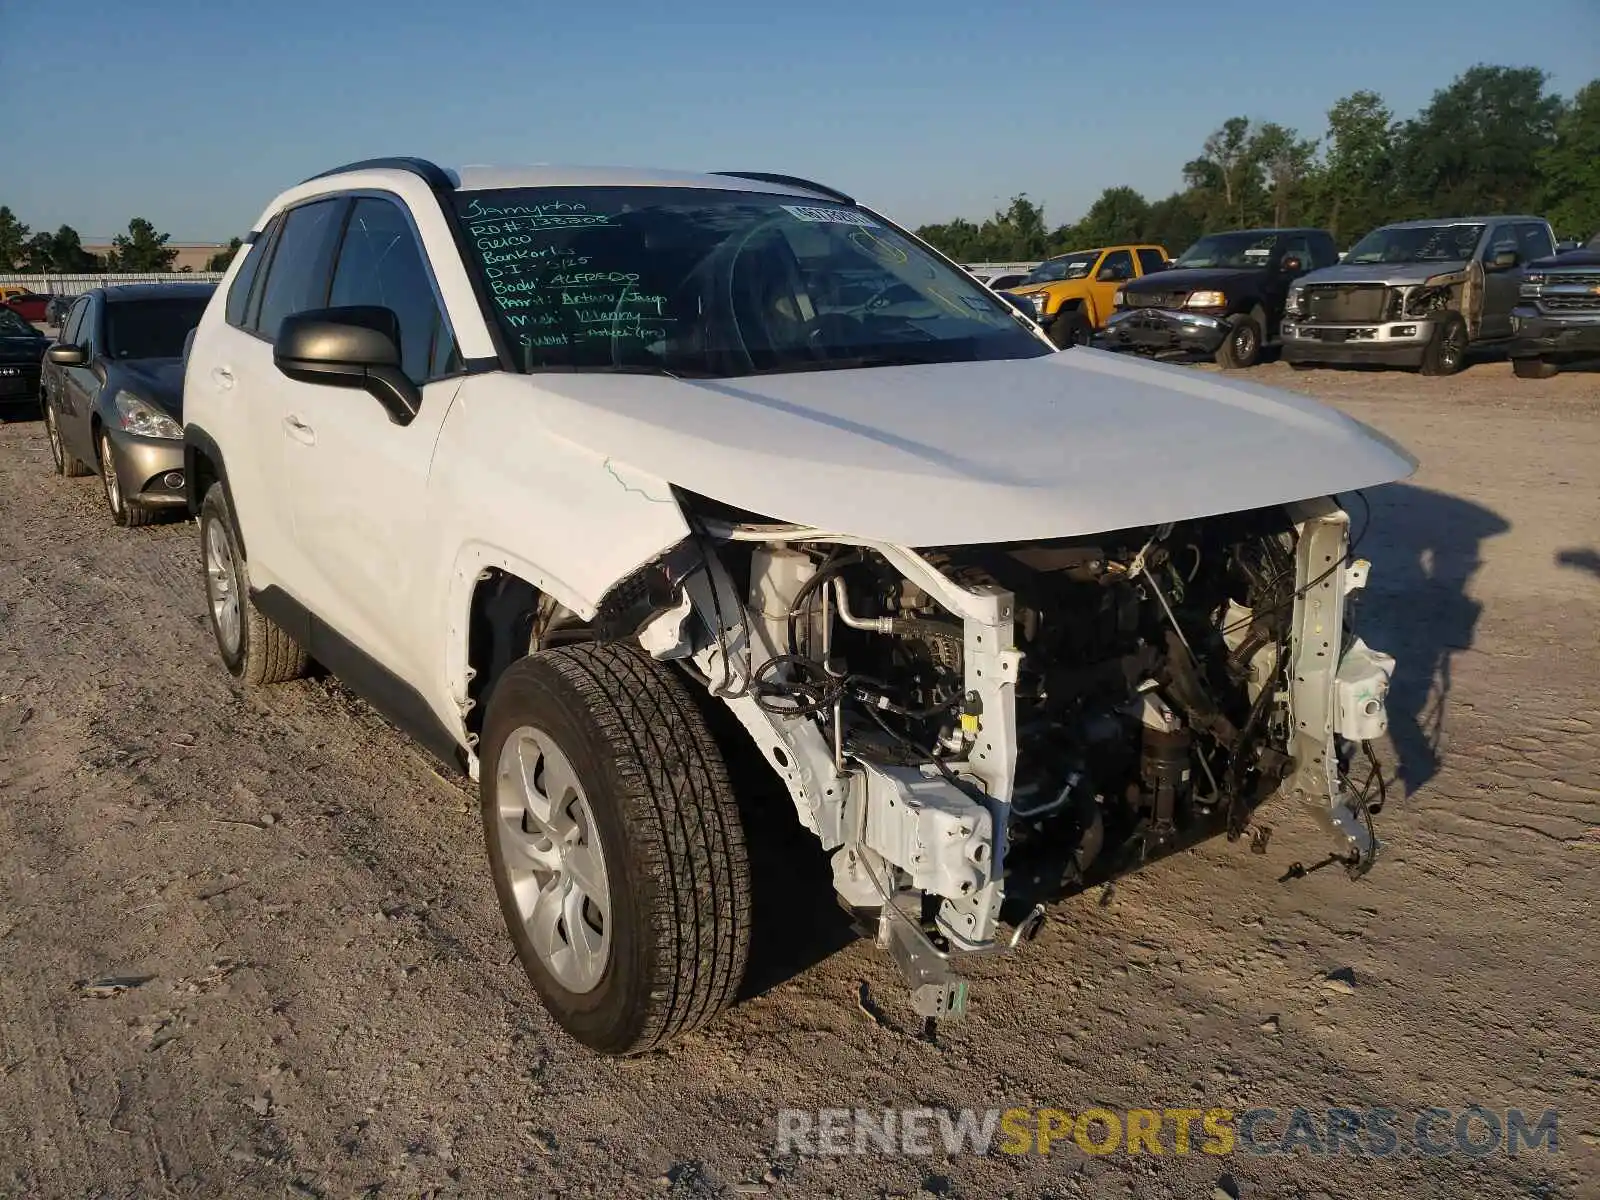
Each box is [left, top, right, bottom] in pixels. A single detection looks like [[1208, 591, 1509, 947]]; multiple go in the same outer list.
[[225, 218, 278, 329]]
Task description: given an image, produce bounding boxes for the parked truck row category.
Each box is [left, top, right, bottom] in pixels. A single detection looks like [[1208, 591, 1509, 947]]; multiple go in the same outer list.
[[994, 218, 1599, 378]]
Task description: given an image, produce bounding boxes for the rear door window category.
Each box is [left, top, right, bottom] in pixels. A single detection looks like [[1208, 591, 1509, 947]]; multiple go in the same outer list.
[[1135, 248, 1166, 276], [253, 199, 343, 342]]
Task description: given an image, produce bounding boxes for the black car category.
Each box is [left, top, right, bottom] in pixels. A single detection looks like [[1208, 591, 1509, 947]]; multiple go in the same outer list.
[[0, 306, 50, 412], [41, 283, 215, 528], [1100, 227, 1339, 368], [1510, 232, 1600, 378]]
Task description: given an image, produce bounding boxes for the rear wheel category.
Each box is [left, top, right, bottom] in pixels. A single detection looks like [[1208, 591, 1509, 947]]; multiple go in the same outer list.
[[1049, 309, 1094, 349], [199, 483, 308, 684], [99, 430, 156, 528], [1419, 313, 1468, 376], [1511, 356, 1559, 379], [45, 398, 90, 477], [1215, 312, 1263, 369], [481, 643, 751, 1056]]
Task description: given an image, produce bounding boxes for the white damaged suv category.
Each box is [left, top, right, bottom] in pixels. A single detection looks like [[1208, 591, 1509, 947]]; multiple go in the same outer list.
[[183, 159, 1415, 1055]]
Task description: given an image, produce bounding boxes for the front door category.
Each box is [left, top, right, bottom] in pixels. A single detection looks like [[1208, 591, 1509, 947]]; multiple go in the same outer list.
[[1478, 223, 1521, 340], [279, 195, 465, 690]]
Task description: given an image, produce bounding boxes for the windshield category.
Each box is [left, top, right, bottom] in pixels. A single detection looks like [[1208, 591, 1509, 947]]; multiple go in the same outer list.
[[1173, 233, 1280, 270], [1344, 224, 1484, 265], [1022, 252, 1098, 284], [454, 187, 1047, 377], [0, 308, 38, 337], [104, 297, 210, 359]]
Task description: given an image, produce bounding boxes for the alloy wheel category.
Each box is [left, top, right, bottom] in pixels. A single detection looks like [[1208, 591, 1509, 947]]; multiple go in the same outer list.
[[494, 726, 613, 993], [203, 518, 242, 657], [99, 434, 122, 515]]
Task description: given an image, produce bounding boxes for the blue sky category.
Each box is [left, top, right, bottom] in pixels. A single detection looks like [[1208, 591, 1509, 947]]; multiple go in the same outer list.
[[2, 0, 1595, 242]]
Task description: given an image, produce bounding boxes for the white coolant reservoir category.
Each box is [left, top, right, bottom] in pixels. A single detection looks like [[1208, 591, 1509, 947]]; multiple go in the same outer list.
[[748, 545, 818, 666], [1335, 637, 1396, 740]]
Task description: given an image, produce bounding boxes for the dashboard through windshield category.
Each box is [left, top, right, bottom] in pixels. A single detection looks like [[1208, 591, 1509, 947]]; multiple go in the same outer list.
[[453, 187, 1048, 377]]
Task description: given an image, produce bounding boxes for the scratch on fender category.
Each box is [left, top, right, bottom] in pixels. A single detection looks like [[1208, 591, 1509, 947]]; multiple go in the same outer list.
[[603, 457, 671, 504]]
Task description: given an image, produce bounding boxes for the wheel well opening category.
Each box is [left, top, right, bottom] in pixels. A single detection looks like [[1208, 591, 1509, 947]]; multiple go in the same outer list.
[[465, 570, 593, 743], [189, 450, 220, 515]]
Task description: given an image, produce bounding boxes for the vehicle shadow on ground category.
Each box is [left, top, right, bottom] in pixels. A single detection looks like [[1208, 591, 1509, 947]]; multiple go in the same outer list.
[[1556, 547, 1600, 580], [1354, 481, 1509, 797]]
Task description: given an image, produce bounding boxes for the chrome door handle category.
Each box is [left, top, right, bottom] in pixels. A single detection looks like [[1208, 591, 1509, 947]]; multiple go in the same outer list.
[[211, 365, 235, 389], [282, 415, 316, 445]]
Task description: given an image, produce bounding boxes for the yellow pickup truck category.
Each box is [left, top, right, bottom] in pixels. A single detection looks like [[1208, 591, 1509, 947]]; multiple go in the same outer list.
[[1005, 244, 1170, 347]]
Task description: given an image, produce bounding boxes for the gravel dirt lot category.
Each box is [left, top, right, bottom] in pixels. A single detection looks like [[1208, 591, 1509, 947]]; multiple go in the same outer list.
[[1, 359, 1597, 1199]]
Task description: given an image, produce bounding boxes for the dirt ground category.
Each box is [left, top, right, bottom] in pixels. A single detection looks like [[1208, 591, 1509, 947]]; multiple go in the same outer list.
[[1, 358, 1597, 1200]]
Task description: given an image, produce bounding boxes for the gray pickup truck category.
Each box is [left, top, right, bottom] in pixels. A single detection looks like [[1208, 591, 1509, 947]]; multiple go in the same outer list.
[[1280, 216, 1556, 375]]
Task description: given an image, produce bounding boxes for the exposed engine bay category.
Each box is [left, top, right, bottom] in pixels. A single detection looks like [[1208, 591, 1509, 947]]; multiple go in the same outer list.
[[624, 494, 1396, 1023]]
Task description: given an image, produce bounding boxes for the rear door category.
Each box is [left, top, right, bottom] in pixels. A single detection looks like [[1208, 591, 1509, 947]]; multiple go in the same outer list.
[[203, 199, 345, 595], [58, 294, 102, 463]]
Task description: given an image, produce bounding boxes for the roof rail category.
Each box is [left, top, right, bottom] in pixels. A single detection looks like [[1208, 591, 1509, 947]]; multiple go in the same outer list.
[[300, 157, 456, 191], [711, 171, 854, 206]]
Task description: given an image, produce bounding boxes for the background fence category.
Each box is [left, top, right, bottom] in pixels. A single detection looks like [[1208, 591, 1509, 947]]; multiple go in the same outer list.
[[0, 272, 225, 299]]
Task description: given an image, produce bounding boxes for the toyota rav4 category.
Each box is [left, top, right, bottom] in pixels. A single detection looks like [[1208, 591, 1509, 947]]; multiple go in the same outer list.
[[183, 158, 1415, 1056]]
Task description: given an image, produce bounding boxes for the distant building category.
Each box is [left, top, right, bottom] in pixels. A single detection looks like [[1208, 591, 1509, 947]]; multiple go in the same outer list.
[[80, 241, 230, 273]]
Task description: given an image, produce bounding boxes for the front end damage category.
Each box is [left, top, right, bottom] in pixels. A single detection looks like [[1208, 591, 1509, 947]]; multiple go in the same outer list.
[[620, 493, 1396, 1022]]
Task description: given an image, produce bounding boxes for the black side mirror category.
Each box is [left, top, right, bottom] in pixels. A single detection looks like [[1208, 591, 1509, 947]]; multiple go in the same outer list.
[[47, 344, 87, 366], [274, 306, 419, 425], [1490, 249, 1520, 271], [1280, 255, 1304, 275]]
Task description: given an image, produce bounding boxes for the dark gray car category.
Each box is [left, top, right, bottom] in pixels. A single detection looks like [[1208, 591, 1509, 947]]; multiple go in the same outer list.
[[41, 283, 214, 527]]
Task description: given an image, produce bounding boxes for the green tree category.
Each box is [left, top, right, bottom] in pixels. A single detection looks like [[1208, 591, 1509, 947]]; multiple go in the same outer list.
[[1314, 91, 1398, 243], [23, 232, 55, 273], [1060, 186, 1152, 250], [1539, 79, 1600, 239], [0, 206, 31, 270], [206, 237, 243, 272], [1249, 122, 1319, 226], [1193, 117, 1256, 225], [1393, 65, 1563, 216], [1144, 192, 1207, 255], [107, 217, 178, 272]]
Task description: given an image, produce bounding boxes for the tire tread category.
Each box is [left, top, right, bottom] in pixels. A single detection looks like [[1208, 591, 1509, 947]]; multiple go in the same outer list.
[[522, 643, 750, 1053]]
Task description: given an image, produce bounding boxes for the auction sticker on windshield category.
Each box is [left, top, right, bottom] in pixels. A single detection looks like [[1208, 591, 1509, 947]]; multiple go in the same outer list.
[[783, 205, 879, 227]]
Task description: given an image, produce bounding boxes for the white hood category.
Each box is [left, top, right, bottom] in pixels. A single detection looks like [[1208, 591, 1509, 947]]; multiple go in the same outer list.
[[520, 348, 1417, 546]]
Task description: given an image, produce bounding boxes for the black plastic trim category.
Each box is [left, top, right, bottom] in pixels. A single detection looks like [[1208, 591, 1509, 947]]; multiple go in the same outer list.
[[183, 424, 243, 547], [300, 157, 456, 192], [710, 172, 854, 205], [252, 585, 468, 773]]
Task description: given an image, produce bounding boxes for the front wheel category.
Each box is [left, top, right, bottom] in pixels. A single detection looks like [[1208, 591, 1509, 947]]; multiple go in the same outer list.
[[1215, 312, 1262, 369], [1049, 310, 1093, 349], [99, 431, 156, 528], [1419, 313, 1468, 376], [481, 643, 751, 1056], [1512, 356, 1559, 379]]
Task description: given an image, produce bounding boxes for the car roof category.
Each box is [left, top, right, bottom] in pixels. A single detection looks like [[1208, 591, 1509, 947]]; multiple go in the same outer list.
[[303, 160, 847, 203], [1377, 216, 1545, 228], [97, 282, 218, 303]]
